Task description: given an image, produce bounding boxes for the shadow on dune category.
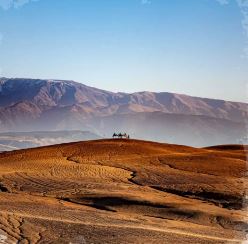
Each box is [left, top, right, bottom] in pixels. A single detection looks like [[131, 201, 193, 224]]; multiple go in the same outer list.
[[60, 195, 248, 232], [60, 196, 202, 222], [151, 186, 245, 210], [61, 196, 171, 212]]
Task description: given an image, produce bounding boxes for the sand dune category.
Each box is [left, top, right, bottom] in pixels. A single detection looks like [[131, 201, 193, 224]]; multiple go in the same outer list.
[[0, 139, 247, 243]]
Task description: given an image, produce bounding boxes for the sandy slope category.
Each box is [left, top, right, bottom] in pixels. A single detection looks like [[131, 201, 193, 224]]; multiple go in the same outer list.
[[0, 139, 247, 243]]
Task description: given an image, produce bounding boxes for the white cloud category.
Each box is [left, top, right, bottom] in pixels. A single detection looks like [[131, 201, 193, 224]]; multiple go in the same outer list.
[[216, 0, 230, 5], [141, 0, 151, 5], [236, 0, 248, 39], [0, 33, 2, 76], [0, 0, 38, 10], [216, 0, 248, 58], [0, 0, 12, 10], [236, 0, 248, 58]]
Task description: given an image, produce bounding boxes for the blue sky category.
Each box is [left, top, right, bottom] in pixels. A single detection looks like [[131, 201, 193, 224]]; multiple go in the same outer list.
[[0, 0, 247, 102]]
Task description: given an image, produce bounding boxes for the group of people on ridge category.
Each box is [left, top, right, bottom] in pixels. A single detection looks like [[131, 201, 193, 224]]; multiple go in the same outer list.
[[112, 133, 130, 139]]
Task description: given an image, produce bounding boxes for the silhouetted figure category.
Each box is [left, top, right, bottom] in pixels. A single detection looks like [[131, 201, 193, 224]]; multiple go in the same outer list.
[[113, 132, 130, 139]]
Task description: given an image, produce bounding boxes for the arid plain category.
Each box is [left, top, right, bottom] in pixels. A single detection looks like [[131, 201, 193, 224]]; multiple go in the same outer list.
[[0, 139, 247, 243]]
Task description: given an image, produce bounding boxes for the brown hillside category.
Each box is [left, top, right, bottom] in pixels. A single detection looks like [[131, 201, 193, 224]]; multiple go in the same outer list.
[[0, 139, 247, 243]]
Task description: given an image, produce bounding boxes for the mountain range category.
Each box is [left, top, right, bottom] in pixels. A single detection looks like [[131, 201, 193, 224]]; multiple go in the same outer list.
[[0, 77, 247, 146]]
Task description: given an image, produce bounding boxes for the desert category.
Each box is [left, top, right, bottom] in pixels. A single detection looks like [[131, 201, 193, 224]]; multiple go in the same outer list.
[[0, 139, 247, 243], [1, 1, 248, 243]]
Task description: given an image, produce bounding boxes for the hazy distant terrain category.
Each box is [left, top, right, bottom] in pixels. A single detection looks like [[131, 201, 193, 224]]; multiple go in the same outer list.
[[0, 78, 247, 146], [0, 130, 101, 151], [0, 139, 247, 243]]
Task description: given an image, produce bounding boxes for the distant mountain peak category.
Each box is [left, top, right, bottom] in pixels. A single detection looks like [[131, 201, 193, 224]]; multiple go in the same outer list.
[[0, 77, 247, 146]]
